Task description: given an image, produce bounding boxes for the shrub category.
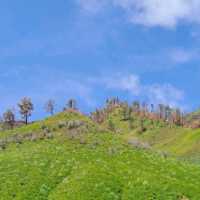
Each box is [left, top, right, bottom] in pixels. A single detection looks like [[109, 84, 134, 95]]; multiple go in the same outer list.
[[0, 140, 6, 150], [52, 127, 57, 132], [67, 120, 84, 129], [45, 132, 54, 139], [41, 124, 47, 130], [43, 127, 51, 134], [58, 121, 67, 129], [108, 119, 115, 132], [136, 126, 147, 134]]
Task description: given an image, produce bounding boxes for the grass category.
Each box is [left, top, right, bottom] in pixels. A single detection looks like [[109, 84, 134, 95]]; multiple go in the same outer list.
[[103, 107, 200, 162], [1, 110, 200, 199], [1, 134, 200, 200]]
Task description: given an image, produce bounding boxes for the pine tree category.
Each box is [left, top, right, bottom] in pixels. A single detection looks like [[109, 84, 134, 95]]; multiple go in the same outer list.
[[18, 97, 34, 125]]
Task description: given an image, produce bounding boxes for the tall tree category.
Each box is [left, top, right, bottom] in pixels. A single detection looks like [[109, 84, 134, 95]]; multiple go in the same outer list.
[[165, 105, 171, 122], [45, 99, 55, 115], [18, 97, 34, 125], [67, 99, 77, 110], [158, 104, 165, 120], [106, 97, 120, 110], [3, 109, 15, 129], [150, 104, 154, 113], [141, 102, 148, 117], [175, 108, 182, 126]]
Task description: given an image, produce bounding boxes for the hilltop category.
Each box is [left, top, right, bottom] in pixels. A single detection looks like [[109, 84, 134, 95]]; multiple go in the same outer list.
[[1, 109, 200, 199]]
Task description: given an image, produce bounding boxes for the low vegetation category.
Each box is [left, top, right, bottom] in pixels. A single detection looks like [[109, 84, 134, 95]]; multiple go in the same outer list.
[[1, 97, 200, 199]]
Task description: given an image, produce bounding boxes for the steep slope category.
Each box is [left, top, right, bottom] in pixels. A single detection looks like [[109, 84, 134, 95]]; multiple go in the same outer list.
[[0, 111, 200, 199]]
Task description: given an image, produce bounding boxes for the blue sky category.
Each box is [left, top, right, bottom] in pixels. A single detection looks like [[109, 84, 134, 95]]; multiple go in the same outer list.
[[1, 0, 200, 119]]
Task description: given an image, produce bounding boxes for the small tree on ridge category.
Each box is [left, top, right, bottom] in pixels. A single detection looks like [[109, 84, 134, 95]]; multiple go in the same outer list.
[[45, 99, 55, 116], [3, 109, 15, 129], [18, 97, 34, 125]]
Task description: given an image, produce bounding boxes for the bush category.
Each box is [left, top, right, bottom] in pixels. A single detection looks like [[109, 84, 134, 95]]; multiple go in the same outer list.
[[67, 120, 84, 130], [52, 127, 57, 132], [58, 121, 67, 129], [44, 127, 51, 134], [136, 127, 147, 134], [108, 119, 115, 132], [41, 124, 47, 130]]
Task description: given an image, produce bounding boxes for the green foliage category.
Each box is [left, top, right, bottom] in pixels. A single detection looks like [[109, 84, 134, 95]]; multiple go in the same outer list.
[[128, 117, 135, 130], [108, 119, 115, 132], [0, 109, 200, 199], [1, 135, 200, 200]]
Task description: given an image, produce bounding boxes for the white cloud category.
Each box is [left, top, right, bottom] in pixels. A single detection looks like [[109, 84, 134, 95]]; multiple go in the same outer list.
[[146, 84, 184, 107], [78, 0, 200, 28], [169, 48, 197, 63], [104, 74, 141, 95], [77, 0, 108, 13], [99, 73, 185, 108]]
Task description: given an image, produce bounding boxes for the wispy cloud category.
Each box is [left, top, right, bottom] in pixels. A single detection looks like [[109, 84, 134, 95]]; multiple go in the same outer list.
[[77, 0, 107, 13], [93, 73, 186, 108], [146, 84, 184, 108], [103, 74, 141, 95], [0, 66, 188, 118], [169, 48, 200, 64], [78, 0, 200, 28]]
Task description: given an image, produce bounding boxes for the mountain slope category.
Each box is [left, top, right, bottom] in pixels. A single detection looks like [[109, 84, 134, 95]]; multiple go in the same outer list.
[[102, 107, 200, 162], [0, 111, 200, 199]]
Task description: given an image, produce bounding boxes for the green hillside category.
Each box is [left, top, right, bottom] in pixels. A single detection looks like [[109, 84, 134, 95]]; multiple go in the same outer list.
[[101, 107, 200, 162], [1, 110, 200, 199]]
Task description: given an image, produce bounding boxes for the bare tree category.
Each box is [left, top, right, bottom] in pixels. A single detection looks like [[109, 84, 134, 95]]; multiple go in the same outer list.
[[91, 109, 105, 124], [18, 97, 34, 125], [150, 104, 154, 113], [3, 109, 15, 129], [158, 104, 165, 120], [67, 99, 77, 110], [45, 99, 55, 116], [175, 108, 182, 126], [106, 97, 120, 111]]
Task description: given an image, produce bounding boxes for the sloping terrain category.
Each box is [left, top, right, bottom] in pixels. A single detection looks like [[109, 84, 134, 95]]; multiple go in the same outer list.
[[0, 111, 200, 199], [103, 107, 200, 162], [184, 109, 200, 128]]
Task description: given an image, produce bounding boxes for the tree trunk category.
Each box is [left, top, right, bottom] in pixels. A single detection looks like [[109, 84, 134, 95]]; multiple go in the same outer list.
[[25, 115, 28, 125]]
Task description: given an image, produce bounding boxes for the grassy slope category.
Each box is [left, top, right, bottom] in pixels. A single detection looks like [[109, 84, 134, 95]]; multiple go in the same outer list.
[[104, 108, 200, 162], [0, 111, 97, 139], [1, 111, 200, 199]]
